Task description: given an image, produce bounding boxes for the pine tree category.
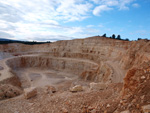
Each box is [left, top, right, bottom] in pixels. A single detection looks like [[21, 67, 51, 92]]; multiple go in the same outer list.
[[125, 38, 129, 41], [112, 34, 116, 39], [117, 35, 121, 40], [102, 33, 106, 37]]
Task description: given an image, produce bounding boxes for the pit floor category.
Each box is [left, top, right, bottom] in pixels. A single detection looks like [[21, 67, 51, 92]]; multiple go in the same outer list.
[[14, 68, 90, 91]]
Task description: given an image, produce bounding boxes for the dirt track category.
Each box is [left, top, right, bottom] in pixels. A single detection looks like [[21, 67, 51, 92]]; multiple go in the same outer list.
[[107, 61, 126, 83]]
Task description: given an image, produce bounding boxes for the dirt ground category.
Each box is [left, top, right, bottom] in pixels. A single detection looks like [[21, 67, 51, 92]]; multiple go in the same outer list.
[[0, 83, 123, 113], [13, 68, 78, 89]]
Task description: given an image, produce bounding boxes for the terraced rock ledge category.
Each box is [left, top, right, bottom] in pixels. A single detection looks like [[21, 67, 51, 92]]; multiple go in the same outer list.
[[0, 36, 150, 113]]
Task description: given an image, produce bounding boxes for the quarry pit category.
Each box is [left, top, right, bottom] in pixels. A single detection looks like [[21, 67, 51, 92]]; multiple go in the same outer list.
[[0, 37, 150, 113]]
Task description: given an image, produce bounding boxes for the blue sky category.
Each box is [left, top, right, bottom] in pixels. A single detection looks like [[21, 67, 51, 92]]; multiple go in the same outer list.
[[0, 0, 150, 41]]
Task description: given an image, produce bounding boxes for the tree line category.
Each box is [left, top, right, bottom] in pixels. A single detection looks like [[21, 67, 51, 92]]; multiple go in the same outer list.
[[101, 33, 129, 41], [100, 33, 149, 41], [0, 40, 51, 45]]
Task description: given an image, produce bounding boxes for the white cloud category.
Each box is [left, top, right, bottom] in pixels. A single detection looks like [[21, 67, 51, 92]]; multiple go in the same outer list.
[[91, 0, 100, 4], [87, 25, 95, 28], [0, 20, 9, 29], [91, 0, 135, 10], [92, 0, 119, 6], [119, 0, 135, 10], [93, 5, 113, 16], [0, 0, 139, 41], [0, 31, 14, 38], [65, 27, 83, 35], [0, 0, 94, 41], [0, 0, 92, 23], [56, 0, 93, 21], [106, 1, 119, 6], [132, 3, 140, 8], [30, 35, 74, 42]]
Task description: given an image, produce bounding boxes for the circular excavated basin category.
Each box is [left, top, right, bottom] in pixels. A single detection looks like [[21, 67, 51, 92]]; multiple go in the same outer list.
[[6, 56, 98, 88]]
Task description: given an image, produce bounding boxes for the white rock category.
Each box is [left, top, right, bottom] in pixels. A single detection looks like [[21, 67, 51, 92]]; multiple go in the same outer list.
[[142, 104, 150, 113], [120, 110, 130, 113], [24, 87, 37, 99], [106, 104, 110, 108], [70, 85, 83, 92], [90, 82, 107, 90], [141, 76, 146, 79]]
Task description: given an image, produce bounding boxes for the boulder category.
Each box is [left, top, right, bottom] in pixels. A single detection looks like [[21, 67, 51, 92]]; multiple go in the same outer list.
[[70, 85, 83, 92], [44, 85, 56, 94], [142, 104, 150, 113], [24, 87, 37, 99], [90, 82, 107, 90]]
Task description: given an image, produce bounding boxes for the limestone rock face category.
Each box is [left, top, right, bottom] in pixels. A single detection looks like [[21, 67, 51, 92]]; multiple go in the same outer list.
[[0, 36, 134, 84], [121, 61, 150, 97], [118, 61, 150, 112], [24, 87, 37, 99], [6, 56, 98, 76], [90, 82, 107, 90], [119, 40, 150, 70], [70, 85, 83, 92]]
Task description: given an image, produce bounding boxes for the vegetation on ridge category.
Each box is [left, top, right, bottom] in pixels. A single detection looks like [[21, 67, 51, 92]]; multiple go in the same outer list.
[[0, 40, 51, 45], [101, 33, 149, 41]]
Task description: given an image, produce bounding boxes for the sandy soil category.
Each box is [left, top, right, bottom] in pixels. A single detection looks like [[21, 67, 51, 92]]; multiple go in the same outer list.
[[14, 68, 79, 89]]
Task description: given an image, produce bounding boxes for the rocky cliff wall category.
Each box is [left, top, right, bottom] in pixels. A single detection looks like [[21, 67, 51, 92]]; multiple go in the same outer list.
[[1, 37, 150, 84], [6, 56, 98, 76], [119, 40, 150, 69]]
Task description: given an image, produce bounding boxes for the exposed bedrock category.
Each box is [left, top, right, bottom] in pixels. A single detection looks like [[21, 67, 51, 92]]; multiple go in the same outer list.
[[6, 56, 113, 83], [6, 56, 98, 75], [119, 40, 150, 69], [1, 37, 150, 85], [80, 62, 113, 83]]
